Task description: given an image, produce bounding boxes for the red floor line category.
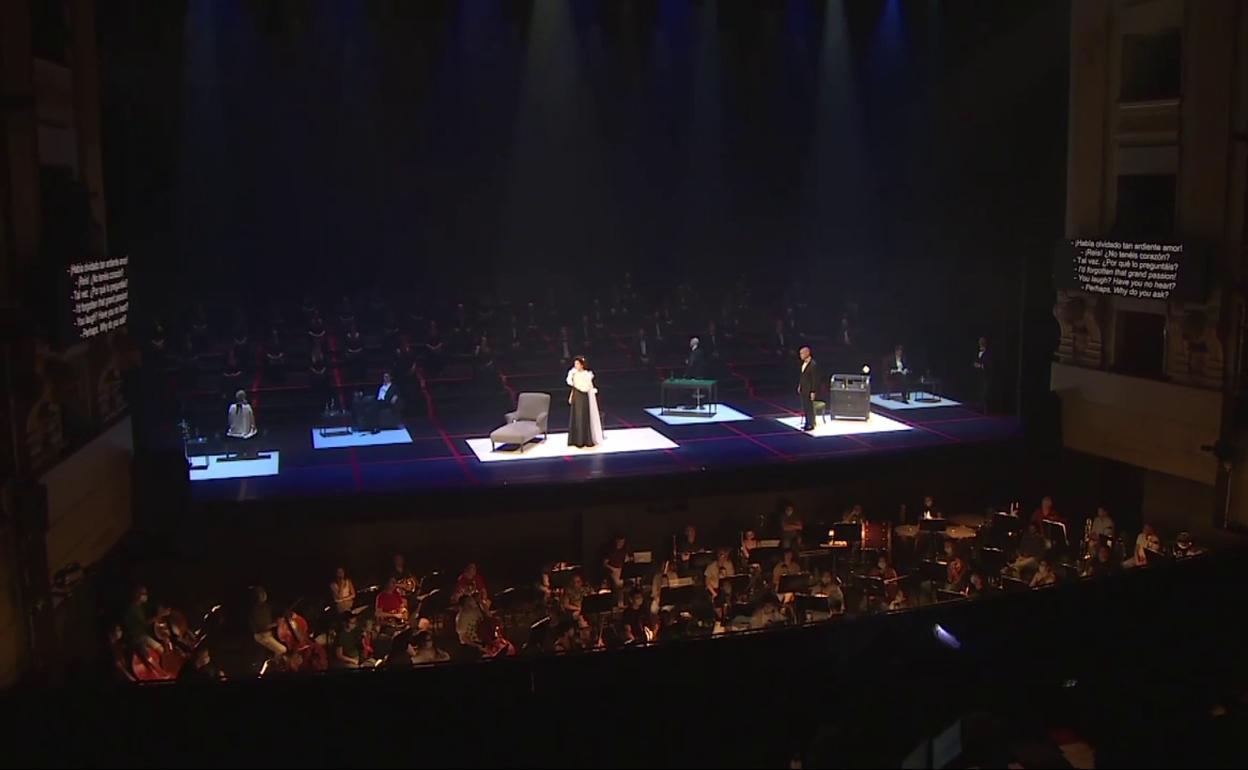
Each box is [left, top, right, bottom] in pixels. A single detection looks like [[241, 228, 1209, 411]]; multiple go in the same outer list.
[[615, 414, 694, 470], [322, 333, 363, 490], [725, 362, 759, 399], [497, 369, 518, 402], [722, 422, 791, 460], [882, 411, 963, 442], [416, 369, 478, 484], [754, 394, 800, 416]]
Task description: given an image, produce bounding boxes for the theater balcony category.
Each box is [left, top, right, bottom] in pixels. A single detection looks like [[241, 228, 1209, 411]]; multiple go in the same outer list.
[[1050, 362, 1221, 486]]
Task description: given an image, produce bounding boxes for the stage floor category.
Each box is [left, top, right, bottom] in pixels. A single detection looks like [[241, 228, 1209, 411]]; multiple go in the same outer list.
[[187, 397, 1019, 502]]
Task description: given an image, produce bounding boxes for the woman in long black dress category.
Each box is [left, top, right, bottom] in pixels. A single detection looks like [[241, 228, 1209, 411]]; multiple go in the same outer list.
[[565, 356, 603, 448]]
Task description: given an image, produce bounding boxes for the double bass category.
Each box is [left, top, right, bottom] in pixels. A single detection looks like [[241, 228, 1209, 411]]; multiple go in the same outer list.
[[276, 610, 329, 672]]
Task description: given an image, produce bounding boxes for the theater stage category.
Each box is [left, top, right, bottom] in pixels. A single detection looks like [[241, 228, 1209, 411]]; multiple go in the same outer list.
[[186, 397, 1019, 502]]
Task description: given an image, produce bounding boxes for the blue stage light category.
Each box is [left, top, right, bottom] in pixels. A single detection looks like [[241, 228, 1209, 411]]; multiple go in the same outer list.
[[933, 623, 961, 650]]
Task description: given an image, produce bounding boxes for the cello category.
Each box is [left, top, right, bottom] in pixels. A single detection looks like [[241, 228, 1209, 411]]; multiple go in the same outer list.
[[276, 610, 329, 672]]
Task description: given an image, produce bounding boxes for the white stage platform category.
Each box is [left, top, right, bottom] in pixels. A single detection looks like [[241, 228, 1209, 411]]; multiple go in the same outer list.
[[465, 427, 678, 462], [311, 426, 413, 449], [774, 413, 914, 437], [643, 404, 754, 426], [189, 451, 281, 481], [869, 394, 961, 410]]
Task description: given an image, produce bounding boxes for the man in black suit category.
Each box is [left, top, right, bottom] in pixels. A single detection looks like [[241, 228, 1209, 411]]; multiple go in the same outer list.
[[685, 337, 708, 379], [357, 371, 401, 433], [973, 336, 993, 413], [888, 344, 911, 403], [798, 346, 819, 431]]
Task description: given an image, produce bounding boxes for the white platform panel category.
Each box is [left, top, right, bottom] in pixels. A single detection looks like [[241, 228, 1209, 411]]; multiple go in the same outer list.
[[189, 451, 281, 481], [774, 413, 914, 437], [466, 427, 678, 462], [869, 394, 962, 410], [643, 404, 754, 426], [311, 426, 413, 449]]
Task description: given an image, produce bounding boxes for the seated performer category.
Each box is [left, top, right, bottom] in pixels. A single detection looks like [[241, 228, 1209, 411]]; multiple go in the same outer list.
[[375, 577, 409, 626], [225, 390, 257, 440], [355, 371, 400, 433], [888, 344, 911, 402]]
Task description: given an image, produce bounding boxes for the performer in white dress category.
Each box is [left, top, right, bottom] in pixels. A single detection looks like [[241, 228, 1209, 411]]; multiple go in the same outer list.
[[566, 356, 605, 448]]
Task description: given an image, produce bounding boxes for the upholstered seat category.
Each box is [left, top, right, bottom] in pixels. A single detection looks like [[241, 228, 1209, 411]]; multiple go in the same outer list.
[[489, 392, 550, 452]]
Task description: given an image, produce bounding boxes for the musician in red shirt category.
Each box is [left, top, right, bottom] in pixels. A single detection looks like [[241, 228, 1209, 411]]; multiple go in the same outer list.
[[451, 562, 489, 603], [375, 577, 409, 625], [1030, 496, 1065, 526]]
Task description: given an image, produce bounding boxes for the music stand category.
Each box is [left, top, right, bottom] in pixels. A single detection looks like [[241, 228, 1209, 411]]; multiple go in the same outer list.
[[550, 565, 580, 591], [687, 551, 716, 573], [999, 575, 1029, 592], [620, 561, 653, 583], [795, 592, 842, 618], [719, 573, 749, 598], [659, 584, 698, 609], [832, 522, 862, 544], [524, 616, 552, 653], [1042, 520, 1069, 550], [748, 546, 782, 567], [992, 511, 1022, 532], [779, 572, 812, 593], [580, 590, 616, 617], [1144, 547, 1171, 566], [919, 518, 948, 534], [976, 546, 1007, 576], [856, 575, 886, 598], [921, 559, 948, 583]]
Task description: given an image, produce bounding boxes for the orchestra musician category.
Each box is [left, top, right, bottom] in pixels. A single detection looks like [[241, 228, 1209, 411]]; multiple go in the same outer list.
[[780, 503, 804, 550], [1030, 496, 1065, 527], [621, 589, 651, 644], [375, 577, 409, 626], [456, 594, 515, 658], [1130, 524, 1162, 567], [602, 534, 632, 602], [409, 630, 451, 664], [1030, 559, 1057, 588], [740, 529, 760, 563], [389, 553, 418, 595], [771, 549, 803, 590], [276, 607, 328, 672], [945, 543, 969, 592], [704, 547, 736, 599], [451, 562, 489, 604], [330, 566, 357, 614], [333, 614, 364, 669], [870, 555, 901, 606]]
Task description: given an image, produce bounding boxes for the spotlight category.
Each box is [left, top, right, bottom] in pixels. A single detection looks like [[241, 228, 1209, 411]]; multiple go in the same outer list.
[[933, 623, 961, 650], [861, 365, 871, 375]]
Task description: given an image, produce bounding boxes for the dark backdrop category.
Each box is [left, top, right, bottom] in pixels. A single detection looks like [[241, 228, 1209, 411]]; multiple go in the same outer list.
[[98, 0, 1068, 389]]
